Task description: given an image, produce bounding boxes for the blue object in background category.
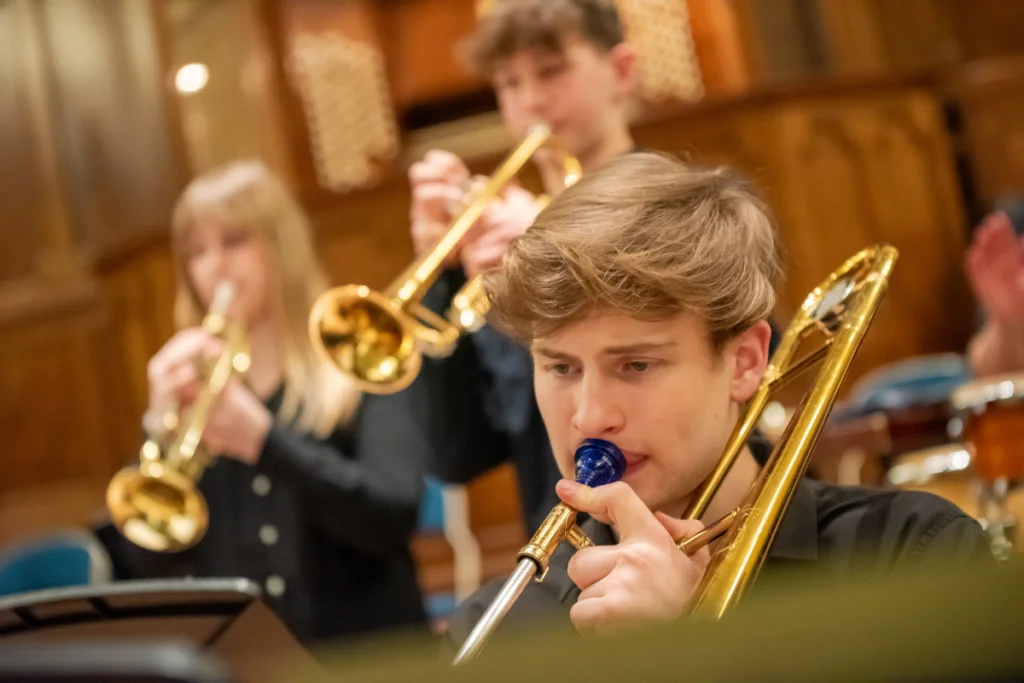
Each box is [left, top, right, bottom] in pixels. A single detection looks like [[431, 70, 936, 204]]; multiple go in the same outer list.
[[417, 476, 446, 534], [0, 530, 111, 597], [836, 353, 971, 419]]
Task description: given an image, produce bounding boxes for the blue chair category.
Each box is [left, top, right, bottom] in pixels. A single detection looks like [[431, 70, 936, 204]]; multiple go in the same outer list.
[[416, 477, 481, 623], [0, 530, 111, 597], [417, 476, 447, 534], [839, 353, 972, 418]]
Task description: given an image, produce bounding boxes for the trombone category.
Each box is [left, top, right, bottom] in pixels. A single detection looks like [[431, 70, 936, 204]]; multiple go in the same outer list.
[[106, 282, 251, 553], [452, 244, 899, 664], [308, 124, 581, 394]]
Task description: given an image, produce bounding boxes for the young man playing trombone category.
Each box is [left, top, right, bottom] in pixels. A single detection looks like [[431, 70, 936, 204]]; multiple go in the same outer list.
[[445, 152, 992, 651]]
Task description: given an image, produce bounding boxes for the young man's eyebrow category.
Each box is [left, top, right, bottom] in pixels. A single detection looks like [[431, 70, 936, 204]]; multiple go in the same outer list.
[[532, 341, 679, 359], [601, 341, 679, 355], [532, 346, 576, 361]]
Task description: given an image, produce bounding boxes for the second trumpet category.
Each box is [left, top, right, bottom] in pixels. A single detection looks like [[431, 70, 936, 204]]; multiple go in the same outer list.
[[308, 124, 581, 394]]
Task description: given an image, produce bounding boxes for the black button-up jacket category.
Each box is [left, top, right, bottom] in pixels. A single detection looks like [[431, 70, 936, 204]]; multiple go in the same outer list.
[[95, 387, 429, 646]]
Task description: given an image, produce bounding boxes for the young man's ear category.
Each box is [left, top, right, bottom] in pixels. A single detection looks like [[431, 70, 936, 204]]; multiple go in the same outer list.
[[608, 42, 638, 95], [728, 320, 772, 402]]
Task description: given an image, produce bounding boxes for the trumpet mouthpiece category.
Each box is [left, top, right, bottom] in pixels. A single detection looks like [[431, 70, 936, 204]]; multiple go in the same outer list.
[[211, 282, 236, 313], [526, 122, 551, 138], [574, 439, 626, 487]]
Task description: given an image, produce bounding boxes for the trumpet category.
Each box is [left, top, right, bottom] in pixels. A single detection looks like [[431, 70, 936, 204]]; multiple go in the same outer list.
[[453, 244, 899, 664], [308, 124, 582, 394], [106, 282, 251, 553], [447, 184, 568, 333]]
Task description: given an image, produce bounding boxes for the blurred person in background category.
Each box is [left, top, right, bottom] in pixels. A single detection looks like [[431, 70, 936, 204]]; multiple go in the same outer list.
[[407, 0, 779, 532], [966, 194, 1024, 377], [94, 160, 429, 647]]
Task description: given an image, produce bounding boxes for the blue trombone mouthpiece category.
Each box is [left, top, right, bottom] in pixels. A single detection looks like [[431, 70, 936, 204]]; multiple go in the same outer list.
[[574, 439, 627, 488]]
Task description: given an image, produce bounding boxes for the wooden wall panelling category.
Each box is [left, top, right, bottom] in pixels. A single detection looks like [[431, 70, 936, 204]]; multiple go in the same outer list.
[[465, 464, 527, 581], [815, 0, 889, 75], [685, 0, 755, 94], [250, 0, 330, 203], [945, 55, 1024, 214], [761, 84, 973, 383], [948, 0, 1024, 63], [377, 0, 484, 109], [40, 0, 185, 252], [0, 302, 110, 496], [0, 1, 73, 283], [812, 0, 1024, 77], [733, 0, 830, 84], [95, 242, 176, 475], [163, 0, 295, 180], [737, 0, 1024, 86], [869, 0, 962, 70], [310, 178, 416, 291], [636, 107, 771, 188]]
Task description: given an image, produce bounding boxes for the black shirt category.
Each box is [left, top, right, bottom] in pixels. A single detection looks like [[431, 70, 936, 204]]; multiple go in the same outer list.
[[443, 439, 992, 654], [95, 387, 429, 646], [420, 268, 562, 531]]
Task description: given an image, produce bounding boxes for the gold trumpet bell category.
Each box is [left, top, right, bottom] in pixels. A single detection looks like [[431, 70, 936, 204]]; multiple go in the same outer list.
[[308, 284, 423, 394], [104, 281, 246, 553], [308, 124, 581, 394], [106, 461, 209, 553]]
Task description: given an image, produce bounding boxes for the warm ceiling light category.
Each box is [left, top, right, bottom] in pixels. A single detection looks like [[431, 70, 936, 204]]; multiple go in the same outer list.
[[174, 63, 209, 94]]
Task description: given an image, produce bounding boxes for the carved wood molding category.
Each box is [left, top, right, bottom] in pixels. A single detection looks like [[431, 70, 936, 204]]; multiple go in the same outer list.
[[91, 225, 171, 274], [0, 275, 103, 332]]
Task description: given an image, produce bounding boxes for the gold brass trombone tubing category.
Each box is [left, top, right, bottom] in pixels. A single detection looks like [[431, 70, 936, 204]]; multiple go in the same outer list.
[[684, 245, 898, 619]]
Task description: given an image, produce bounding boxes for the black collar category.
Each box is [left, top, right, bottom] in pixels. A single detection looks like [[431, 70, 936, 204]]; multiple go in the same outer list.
[[762, 478, 820, 561]]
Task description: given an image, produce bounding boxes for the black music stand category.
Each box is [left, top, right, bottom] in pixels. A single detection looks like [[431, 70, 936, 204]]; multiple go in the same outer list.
[[0, 578, 328, 683]]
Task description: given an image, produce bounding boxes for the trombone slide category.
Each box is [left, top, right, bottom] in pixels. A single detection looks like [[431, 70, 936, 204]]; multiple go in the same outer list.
[[452, 439, 626, 665]]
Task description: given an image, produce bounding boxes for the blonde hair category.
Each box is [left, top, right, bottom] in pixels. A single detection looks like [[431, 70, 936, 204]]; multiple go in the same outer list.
[[170, 160, 360, 437], [483, 152, 782, 348]]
